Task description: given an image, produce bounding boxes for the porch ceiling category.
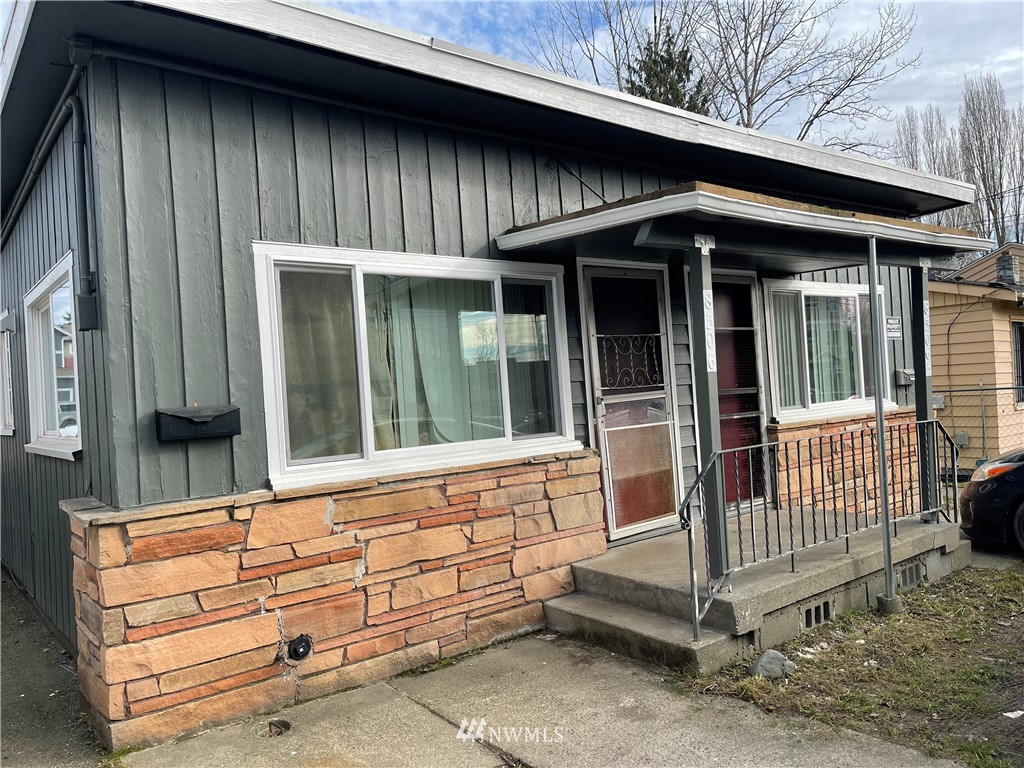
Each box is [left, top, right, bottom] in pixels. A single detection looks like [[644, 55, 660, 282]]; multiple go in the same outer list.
[[496, 182, 994, 274]]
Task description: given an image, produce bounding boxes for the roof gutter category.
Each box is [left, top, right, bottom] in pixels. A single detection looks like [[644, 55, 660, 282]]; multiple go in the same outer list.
[[1, 39, 98, 330], [0, 39, 91, 247]]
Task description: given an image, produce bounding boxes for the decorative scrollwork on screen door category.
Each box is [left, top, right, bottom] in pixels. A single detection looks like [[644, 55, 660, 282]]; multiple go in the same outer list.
[[598, 334, 663, 389]]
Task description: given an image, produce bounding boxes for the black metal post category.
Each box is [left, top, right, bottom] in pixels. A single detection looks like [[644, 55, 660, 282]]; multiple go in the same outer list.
[[910, 265, 937, 518]]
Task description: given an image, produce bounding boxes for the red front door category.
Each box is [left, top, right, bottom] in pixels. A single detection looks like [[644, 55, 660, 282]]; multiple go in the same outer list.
[[713, 279, 764, 505]]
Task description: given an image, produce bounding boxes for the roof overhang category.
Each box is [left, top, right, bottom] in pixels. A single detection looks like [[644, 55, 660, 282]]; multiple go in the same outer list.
[[496, 183, 993, 270], [2, 0, 977, 221]]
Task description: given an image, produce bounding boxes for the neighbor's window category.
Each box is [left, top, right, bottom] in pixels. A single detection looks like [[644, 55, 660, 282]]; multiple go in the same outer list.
[[255, 245, 574, 488], [23, 252, 81, 459], [768, 281, 889, 418], [1012, 322, 1024, 404], [1, 311, 14, 435]]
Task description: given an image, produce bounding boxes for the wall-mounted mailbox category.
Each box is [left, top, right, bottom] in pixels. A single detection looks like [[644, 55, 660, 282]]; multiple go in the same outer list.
[[155, 405, 240, 442], [895, 369, 915, 386]]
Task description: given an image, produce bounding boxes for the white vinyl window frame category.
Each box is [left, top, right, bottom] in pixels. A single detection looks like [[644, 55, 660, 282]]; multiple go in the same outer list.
[[253, 242, 581, 491], [1, 310, 14, 435], [764, 279, 895, 423], [23, 251, 82, 460]]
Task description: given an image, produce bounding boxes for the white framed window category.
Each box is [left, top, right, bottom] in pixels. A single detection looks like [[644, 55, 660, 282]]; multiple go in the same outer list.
[[23, 252, 81, 460], [1, 310, 14, 435], [765, 279, 893, 422], [253, 243, 580, 490]]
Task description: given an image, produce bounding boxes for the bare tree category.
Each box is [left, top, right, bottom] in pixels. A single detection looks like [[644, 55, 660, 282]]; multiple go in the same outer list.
[[892, 75, 1023, 248], [677, 0, 918, 149], [961, 74, 1010, 244], [528, 0, 673, 90], [528, 0, 918, 152], [892, 105, 980, 232]]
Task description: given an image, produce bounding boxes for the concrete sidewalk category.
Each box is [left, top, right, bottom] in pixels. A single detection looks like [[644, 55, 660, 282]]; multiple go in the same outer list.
[[123, 634, 957, 768]]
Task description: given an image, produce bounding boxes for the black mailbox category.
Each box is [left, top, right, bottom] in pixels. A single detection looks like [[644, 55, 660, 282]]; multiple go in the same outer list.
[[155, 405, 241, 442]]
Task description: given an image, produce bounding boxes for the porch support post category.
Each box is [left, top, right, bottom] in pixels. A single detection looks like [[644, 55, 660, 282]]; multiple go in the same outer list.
[[686, 237, 728, 580], [910, 264, 938, 519], [868, 237, 901, 613]]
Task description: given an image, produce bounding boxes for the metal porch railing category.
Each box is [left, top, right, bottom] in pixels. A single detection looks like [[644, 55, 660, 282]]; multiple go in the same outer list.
[[678, 418, 960, 640]]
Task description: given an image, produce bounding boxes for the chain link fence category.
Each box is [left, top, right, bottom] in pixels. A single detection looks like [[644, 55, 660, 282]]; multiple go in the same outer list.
[[932, 385, 1024, 470]]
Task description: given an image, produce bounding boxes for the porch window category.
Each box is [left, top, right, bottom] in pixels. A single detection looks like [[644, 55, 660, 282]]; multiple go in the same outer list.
[[255, 244, 577, 489], [767, 280, 890, 420], [22, 252, 81, 460]]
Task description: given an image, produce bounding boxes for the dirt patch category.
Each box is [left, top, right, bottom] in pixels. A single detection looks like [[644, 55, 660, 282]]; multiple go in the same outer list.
[[685, 562, 1024, 768], [1, 570, 103, 767]]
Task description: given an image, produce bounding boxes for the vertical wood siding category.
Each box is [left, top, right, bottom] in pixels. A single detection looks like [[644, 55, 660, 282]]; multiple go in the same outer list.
[[91, 60, 694, 507], [0, 109, 97, 647]]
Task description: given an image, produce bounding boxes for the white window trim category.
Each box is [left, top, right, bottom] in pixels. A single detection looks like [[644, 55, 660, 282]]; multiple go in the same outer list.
[[23, 252, 81, 460], [0, 310, 14, 436], [253, 242, 581, 491], [764, 279, 895, 424]]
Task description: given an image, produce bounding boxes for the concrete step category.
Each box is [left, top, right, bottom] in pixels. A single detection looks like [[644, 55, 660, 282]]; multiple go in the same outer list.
[[544, 593, 744, 673], [572, 560, 739, 633]]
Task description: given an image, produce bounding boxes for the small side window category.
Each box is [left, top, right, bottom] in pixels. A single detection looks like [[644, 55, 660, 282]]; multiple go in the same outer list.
[[23, 252, 81, 460], [0, 310, 14, 435]]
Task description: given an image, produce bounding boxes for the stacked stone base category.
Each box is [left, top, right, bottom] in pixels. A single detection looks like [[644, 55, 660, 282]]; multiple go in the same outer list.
[[64, 451, 606, 749]]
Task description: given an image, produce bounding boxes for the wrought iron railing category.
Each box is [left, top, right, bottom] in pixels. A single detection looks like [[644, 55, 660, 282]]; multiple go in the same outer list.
[[678, 418, 959, 640]]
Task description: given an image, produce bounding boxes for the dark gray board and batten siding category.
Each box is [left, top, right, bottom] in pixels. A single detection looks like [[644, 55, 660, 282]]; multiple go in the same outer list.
[[0, 93, 111, 647], [88, 58, 701, 508]]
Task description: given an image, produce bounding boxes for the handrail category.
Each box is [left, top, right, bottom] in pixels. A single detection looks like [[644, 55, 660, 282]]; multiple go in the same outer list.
[[679, 418, 960, 643], [675, 452, 722, 525]]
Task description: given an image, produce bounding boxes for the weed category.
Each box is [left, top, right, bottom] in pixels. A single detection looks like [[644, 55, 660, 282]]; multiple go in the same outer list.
[[400, 647, 484, 676], [98, 746, 139, 768]]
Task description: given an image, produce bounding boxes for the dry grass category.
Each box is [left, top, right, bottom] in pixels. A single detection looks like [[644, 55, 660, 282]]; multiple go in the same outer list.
[[682, 562, 1024, 768]]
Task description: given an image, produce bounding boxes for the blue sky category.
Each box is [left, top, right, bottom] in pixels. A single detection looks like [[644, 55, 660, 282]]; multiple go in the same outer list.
[[326, 0, 1023, 144]]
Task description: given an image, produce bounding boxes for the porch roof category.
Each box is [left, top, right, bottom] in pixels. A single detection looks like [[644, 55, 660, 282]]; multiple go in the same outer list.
[[496, 182, 993, 272]]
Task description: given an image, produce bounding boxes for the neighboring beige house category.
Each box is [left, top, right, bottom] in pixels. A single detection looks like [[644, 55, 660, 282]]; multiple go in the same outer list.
[[931, 243, 1024, 466]]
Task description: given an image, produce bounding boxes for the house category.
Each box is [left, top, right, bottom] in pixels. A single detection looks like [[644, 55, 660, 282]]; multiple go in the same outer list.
[[930, 243, 1024, 467], [0, 0, 990, 749]]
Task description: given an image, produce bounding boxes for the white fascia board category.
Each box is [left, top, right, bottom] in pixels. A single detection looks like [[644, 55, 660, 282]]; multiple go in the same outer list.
[[494, 191, 995, 254], [0, 0, 34, 113], [138, 0, 975, 206]]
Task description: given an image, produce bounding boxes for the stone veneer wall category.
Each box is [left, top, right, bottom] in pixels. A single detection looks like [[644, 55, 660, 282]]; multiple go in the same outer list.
[[768, 409, 921, 519], [64, 451, 606, 749]]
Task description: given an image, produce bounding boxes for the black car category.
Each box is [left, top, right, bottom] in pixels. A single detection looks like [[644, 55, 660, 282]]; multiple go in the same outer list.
[[959, 448, 1024, 550]]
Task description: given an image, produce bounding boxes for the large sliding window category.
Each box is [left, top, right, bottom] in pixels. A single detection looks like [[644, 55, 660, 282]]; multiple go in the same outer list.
[[767, 280, 891, 420], [255, 244, 577, 489]]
